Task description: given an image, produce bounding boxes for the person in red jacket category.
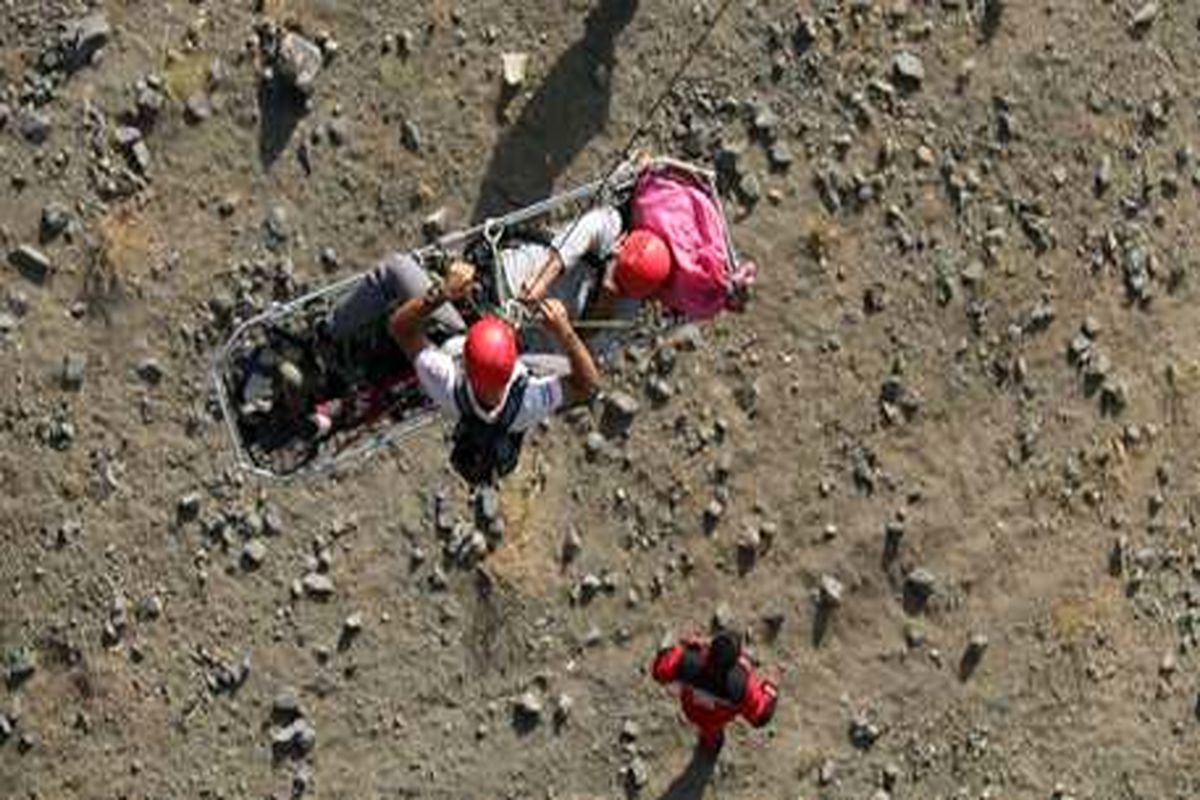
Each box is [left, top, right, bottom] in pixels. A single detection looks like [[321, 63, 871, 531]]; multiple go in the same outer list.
[[651, 629, 778, 753]]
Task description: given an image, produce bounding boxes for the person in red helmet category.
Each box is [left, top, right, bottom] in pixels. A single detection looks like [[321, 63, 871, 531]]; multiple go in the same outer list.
[[651, 629, 778, 755], [388, 260, 600, 484]]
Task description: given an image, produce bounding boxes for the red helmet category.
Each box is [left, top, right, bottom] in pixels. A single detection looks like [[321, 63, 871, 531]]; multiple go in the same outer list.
[[464, 316, 518, 405], [614, 229, 671, 299]]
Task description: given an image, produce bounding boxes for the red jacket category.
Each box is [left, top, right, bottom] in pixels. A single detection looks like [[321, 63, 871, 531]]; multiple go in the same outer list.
[[651, 639, 777, 733]]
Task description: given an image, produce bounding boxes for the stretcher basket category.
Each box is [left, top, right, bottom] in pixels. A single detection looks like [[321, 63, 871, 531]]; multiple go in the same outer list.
[[210, 155, 745, 480]]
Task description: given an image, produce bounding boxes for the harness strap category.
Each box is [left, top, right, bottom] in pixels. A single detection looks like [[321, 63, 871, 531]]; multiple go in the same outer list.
[[454, 372, 529, 430]]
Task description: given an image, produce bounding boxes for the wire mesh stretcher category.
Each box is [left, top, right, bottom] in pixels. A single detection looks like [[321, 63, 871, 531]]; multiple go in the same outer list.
[[210, 155, 745, 480]]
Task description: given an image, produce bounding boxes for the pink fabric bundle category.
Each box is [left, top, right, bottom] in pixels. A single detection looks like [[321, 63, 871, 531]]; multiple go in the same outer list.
[[630, 170, 755, 320]]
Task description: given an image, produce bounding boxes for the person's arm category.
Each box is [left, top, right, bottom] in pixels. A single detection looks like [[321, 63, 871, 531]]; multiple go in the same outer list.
[[740, 674, 779, 728], [539, 299, 600, 404], [521, 208, 621, 304], [651, 644, 685, 684], [388, 261, 475, 360], [519, 250, 565, 305]]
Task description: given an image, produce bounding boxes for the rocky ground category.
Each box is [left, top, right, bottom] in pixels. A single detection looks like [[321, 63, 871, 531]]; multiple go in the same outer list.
[[3, 1, 1200, 798]]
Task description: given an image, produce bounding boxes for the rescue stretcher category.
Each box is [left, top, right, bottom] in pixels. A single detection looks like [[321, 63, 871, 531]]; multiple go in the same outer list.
[[210, 155, 745, 480]]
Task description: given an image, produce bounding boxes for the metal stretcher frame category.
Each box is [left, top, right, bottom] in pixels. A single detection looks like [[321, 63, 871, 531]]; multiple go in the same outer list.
[[210, 155, 742, 480]]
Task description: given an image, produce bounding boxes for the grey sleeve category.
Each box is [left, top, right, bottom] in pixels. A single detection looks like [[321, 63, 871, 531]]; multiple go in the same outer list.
[[550, 207, 623, 271]]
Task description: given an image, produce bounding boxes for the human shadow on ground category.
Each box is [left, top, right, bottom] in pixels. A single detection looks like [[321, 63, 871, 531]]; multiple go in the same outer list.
[[470, 0, 639, 223], [654, 748, 717, 800], [258, 76, 307, 169]]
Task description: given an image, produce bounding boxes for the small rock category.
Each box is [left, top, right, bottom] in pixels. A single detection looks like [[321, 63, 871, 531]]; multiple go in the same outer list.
[[561, 527, 582, 565], [17, 109, 51, 144], [5, 648, 36, 687], [9, 245, 52, 283], [600, 391, 640, 438], [129, 141, 152, 173], [64, 13, 111, 68], [40, 203, 71, 242], [301, 572, 335, 599], [176, 492, 201, 521], [184, 92, 212, 124], [137, 358, 165, 385], [513, 690, 543, 724], [738, 172, 762, 204], [553, 693, 572, 727], [422, 208, 448, 241], [961, 632, 989, 675], [137, 87, 165, 120], [623, 757, 650, 791], [341, 612, 363, 644], [400, 119, 422, 153], [903, 568, 938, 610], [272, 719, 316, 757], [501, 52, 529, 89], [241, 538, 267, 569], [1095, 155, 1113, 194], [0, 714, 11, 742], [850, 714, 882, 749], [1130, 2, 1158, 30], [277, 33, 324, 96], [273, 688, 303, 721], [475, 487, 501, 529], [818, 574, 844, 608], [265, 205, 290, 248], [891, 51, 925, 88], [712, 601, 736, 632], [767, 142, 793, 171], [61, 353, 86, 391]]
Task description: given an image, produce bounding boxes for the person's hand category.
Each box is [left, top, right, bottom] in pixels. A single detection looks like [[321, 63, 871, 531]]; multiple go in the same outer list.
[[538, 298, 572, 337], [517, 281, 537, 306], [442, 260, 476, 300]]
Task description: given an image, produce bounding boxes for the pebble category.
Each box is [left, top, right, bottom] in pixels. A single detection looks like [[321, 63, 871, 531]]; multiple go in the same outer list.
[[401, 119, 422, 153], [273, 688, 303, 721], [501, 52, 529, 89], [40, 203, 71, 242], [904, 568, 938, 608], [241, 538, 267, 569], [184, 93, 212, 124], [767, 142, 793, 171], [561, 527, 582, 564], [272, 719, 316, 757], [177, 493, 201, 520], [277, 33, 324, 96], [513, 690, 543, 723], [1130, 2, 1158, 30], [623, 757, 649, 791], [9, 245, 52, 283], [301, 572, 335, 598], [137, 358, 165, 385], [64, 13, 111, 68], [818, 574, 844, 607], [600, 391, 640, 438], [61, 353, 86, 391], [891, 51, 925, 87], [17, 109, 51, 144], [6, 648, 36, 686]]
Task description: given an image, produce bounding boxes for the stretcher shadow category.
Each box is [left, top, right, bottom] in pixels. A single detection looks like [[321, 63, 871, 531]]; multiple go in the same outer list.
[[654, 748, 716, 800], [471, 0, 639, 223]]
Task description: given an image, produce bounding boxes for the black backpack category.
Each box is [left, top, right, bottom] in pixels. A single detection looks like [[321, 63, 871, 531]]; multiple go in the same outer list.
[[449, 373, 529, 485]]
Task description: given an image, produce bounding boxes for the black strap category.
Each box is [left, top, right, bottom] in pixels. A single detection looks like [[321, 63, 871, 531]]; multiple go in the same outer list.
[[454, 372, 529, 430]]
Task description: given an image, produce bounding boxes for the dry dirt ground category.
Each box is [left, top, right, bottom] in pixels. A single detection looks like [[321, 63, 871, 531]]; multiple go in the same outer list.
[[3, 1, 1200, 799]]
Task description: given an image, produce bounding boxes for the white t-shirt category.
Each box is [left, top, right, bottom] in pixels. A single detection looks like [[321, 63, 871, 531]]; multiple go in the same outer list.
[[500, 206, 624, 316], [413, 337, 564, 432]]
